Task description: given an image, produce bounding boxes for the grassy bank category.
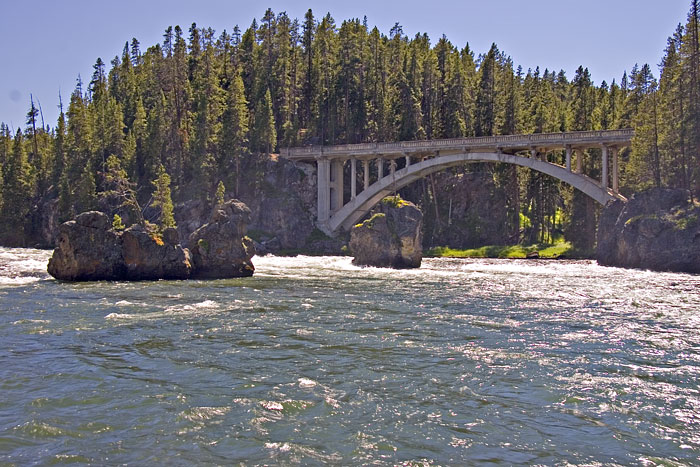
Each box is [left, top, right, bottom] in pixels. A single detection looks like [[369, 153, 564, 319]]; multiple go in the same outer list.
[[426, 241, 581, 259]]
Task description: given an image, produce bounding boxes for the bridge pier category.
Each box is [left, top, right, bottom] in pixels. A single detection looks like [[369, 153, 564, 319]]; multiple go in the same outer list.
[[602, 145, 609, 189], [363, 160, 370, 190], [566, 145, 572, 171], [317, 158, 331, 225], [378, 158, 384, 179], [330, 159, 344, 212], [612, 147, 619, 194], [575, 149, 583, 173], [351, 158, 357, 200]]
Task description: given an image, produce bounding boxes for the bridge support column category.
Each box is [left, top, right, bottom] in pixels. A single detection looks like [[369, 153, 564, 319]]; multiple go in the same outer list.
[[405, 155, 411, 167], [566, 145, 572, 171], [612, 147, 619, 194], [317, 159, 331, 224], [330, 159, 344, 212], [350, 158, 357, 200], [363, 160, 370, 190], [601, 145, 609, 189], [378, 158, 384, 179], [390, 159, 396, 176], [575, 149, 582, 173]]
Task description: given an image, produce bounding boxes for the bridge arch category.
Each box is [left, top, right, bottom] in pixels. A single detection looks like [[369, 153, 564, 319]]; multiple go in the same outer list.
[[327, 152, 623, 233], [281, 129, 633, 235]]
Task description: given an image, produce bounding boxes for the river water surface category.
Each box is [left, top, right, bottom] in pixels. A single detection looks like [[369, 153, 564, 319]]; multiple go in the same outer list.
[[1, 247, 699, 465]]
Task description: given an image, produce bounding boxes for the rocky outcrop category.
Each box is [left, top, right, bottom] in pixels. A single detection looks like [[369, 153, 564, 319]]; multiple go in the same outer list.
[[174, 199, 209, 247], [350, 197, 423, 268], [189, 200, 255, 279], [34, 195, 59, 248], [48, 200, 255, 281], [121, 225, 192, 280], [597, 188, 700, 273], [47, 211, 127, 281]]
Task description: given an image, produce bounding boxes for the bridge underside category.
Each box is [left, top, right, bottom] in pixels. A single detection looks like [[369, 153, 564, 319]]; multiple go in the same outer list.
[[320, 152, 625, 234]]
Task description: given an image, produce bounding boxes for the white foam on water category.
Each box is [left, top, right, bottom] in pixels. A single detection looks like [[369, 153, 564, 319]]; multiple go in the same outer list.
[[106, 300, 223, 324], [298, 377, 317, 388], [104, 313, 138, 320], [0, 247, 52, 286]]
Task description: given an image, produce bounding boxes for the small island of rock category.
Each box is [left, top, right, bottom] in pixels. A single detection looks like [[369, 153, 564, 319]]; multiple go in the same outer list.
[[47, 200, 255, 281], [349, 196, 423, 269]]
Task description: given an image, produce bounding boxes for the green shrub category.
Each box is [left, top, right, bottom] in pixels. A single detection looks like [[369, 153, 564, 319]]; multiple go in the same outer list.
[[112, 214, 125, 231]]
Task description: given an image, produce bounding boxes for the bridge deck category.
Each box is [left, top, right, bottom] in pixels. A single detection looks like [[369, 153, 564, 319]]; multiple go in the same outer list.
[[281, 129, 633, 161]]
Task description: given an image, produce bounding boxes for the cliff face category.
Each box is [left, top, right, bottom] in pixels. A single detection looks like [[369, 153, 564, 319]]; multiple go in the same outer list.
[[243, 158, 319, 252], [173, 157, 344, 255], [597, 188, 700, 273]]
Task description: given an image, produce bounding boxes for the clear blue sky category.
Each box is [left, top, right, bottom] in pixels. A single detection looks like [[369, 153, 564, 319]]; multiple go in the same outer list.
[[0, 0, 691, 131]]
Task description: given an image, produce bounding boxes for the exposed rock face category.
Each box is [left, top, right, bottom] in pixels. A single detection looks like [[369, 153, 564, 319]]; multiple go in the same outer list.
[[47, 211, 126, 281], [597, 188, 700, 273], [350, 197, 423, 268], [243, 157, 346, 254], [170, 158, 344, 255], [121, 226, 192, 280], [174, 199, 209, 247], [35, 196, 59, 248], [189, 200, 256, 278]]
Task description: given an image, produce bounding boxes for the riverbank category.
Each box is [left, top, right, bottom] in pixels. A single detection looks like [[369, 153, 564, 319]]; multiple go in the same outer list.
[[425, 241, 589, 259]]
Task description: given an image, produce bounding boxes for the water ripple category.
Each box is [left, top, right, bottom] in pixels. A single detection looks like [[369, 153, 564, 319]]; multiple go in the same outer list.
[[0, 248, 699, 464]]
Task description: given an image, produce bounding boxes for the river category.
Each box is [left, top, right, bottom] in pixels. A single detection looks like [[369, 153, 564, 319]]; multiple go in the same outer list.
[[0, 247, 699, 465]]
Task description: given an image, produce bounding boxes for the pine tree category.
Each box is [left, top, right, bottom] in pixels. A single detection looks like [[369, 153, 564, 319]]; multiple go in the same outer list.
[[100, 154, 143, 226], [658, 24, 691, 190], [53, 96, 67, 186], [151, 164, 176, 231], [0, 130, 34, 244], [221, 68, 249, 196], [215, 180, 225, 206], [628, 64, 661, 190], [74, 161, 97, 214], [252, 88, 277, 153], [301, 9, 315, 131], [475, 44, 499, 136]]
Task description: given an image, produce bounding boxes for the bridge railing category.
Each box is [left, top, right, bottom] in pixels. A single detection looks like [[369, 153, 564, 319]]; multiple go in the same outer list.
[[281, 129, 634, 159]]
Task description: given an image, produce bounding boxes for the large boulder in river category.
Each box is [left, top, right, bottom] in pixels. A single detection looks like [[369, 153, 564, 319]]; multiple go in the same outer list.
[[189, 200, 256, 279], [48, 212, 193, 281], [47, 211, 125, 281], [121, 225, 192, 280], [350, 196, 423, 268], [597, 188, 700, 273]]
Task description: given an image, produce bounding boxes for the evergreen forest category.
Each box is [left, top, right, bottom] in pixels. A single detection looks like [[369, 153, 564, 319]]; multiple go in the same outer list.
[[1, 4, 699, 250]]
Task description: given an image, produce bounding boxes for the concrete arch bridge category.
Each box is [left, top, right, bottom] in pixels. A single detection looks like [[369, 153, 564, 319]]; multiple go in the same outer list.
[[280, 129, 633, 235]]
